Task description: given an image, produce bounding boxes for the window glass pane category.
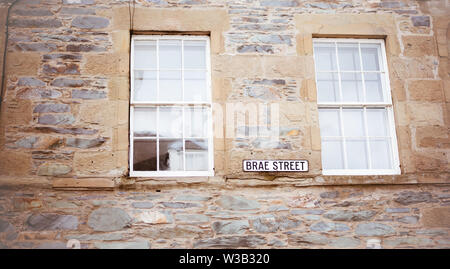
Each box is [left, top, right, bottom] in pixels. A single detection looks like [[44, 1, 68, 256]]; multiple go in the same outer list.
[[364, 73, 384, 102], [134, 107, 156, 137], [159, 40, 181, 69], [361, 43, 381, 71], [366, 108, 388, 136], [342, 108, 365, 137], [316, 72, 340, 102], [184, 71, 207, 102], [134, 41, 156, 69], [159, 70, 182, 101], [338, 43, 360, 71], [314, 43, 337, 71], [133, 140, 157, 171], [322, 139, 344, 169], [185, 139, 208, 171], [341, 72, 363, 102], [185, 107, 208, 137], [346, 139, 368, 169], [184, 40, 206, 69], [370, 139, 392, 169], [134, 71, 157, 102], [318, 109, 341, 137], [159, 107, 182, 138], [159, 139, 183, 171]]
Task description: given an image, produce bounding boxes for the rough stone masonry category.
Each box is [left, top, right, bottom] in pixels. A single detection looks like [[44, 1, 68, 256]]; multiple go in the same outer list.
[[0, 0, 449, 248]]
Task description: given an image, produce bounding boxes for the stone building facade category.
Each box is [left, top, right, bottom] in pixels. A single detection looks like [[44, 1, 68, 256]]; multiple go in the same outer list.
[[0, 0, 449, 249]]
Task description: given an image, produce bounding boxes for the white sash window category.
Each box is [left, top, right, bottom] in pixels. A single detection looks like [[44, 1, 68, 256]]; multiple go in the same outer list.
[[313, 39, 400, 175], [130, 35, 213, 177]]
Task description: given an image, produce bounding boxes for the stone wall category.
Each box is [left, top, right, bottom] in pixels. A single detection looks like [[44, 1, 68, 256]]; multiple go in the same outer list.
[[0, 0, 448, 186], [0, 184, 449, 249], [0, 0, 449, 248]]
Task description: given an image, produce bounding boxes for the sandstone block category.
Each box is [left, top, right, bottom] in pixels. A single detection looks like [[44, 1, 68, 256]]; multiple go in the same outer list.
[[402, 36, 437, 57], [37, 163, 71, 176], [408, 80, 443, 102]]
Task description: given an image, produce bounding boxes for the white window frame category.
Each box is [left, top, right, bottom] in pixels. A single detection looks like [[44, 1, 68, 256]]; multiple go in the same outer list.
[[129, 35, 214, 177], [313, 38, 401, 176]]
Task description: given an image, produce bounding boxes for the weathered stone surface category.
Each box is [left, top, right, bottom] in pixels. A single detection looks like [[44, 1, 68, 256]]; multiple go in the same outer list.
[[139, 225, 204, 239], [320, 191, 339, 199], [237, 45, 274, 54], [65, 233, 124, 241], [37, 163, 72, 176], [415, 229, 448, 236], [9, 137, 38, 149], [384, 237, 433, 247], [251, 215, 301, 233], [386, 208, 410, 213], [212, 220, 249, 234], [26, 214, 78, 231], [194, 235, 266, 248], [66, 137, 105, 149], [72, 89, 106, 99], [50, 201, 78, 209], [291, 209, 324, 215], [44, 53, 82, 61], [216, 195, 260, 211], [394, 191, 436, 205], [67, 44, 106, 52], [330, 237, 361, 248], [14, 8, 53, 17], [175, 214, 209, 223], [60, 7, 96, 15], [310, 221, 350, 232], [161, 202, 200, 208], [18, 77, 46, 87], [16, 43, 57, 52], [72, 16, 109, 29], [267, 205, 289, 212], [252, 79, 286, 86], [50, 78, 85, 87], [10, 18, 62, 28], [174, 195, 211, 201], [260, 0, 299, 7], [63, 0, 95, 4], [87, 207, 132, 232], [34, 104, 70, 113], [380, 1, 405, 8], [95, 241, 150, 249], [355, 223, 395, 236], [323, 210, 376, 221], [250, 35, 292, 45], [288, 234, 330, 245], [251, 139, 291, 149], [131, 202, 154, 209], [411, 16, 430, 27], [421, 208, 450, 228], [36, 242, 68, 249], [0, 219, 18, 241], [17, 88, 62, 99], [34, 126, 97, 135], [268, 239, 287, 247], [91, 200, 117, 206], [43, 63, 80, 75], [42, 116, 76, 130], [397, 216, 419, 224]]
